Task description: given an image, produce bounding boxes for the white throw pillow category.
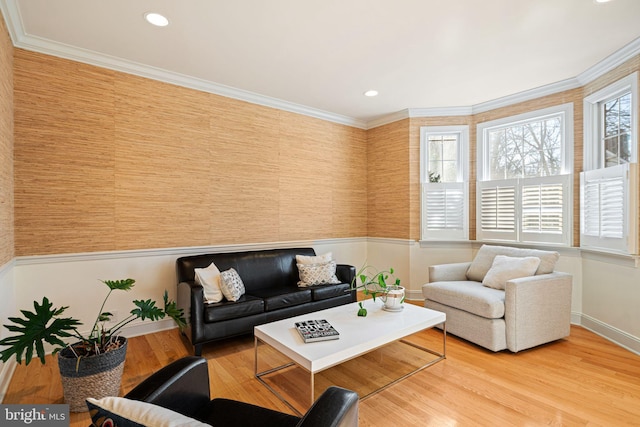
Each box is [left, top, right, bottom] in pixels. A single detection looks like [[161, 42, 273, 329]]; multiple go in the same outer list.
[[219, 268, 246, 301], [296, 252, 333, 264], [194, 262, 224, 303], [86, 396, 209, 427], [482, 255, 541, 290], [297, 261, 341, 287]]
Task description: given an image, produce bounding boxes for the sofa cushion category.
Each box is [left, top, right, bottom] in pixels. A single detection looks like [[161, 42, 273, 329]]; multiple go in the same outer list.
[[250, 288, 312, 311], [422, 280, 505, 319], [309, 283, 351, 301], [482, 255, 541, 290], [297, 261, 341, 287], [296, 252, 333, 264], [219, 268, 246, 302], [204, 295, 264, 323], [466, 245, 560, 282], [194, 262, 224, 303], [86, 396, 208, 427]]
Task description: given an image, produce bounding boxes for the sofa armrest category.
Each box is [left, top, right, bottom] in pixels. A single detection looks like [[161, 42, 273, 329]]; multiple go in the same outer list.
[[124, 356, 211, 418], [504, 272, 573, 352], [178, 281, 206, 353], [336, 264, 356, 285], [428, 262, 471, 282], [336, 264, 357, 301]]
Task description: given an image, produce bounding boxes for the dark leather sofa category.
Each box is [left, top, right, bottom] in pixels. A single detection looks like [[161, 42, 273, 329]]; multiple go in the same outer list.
[[122, 356, 360, 426], [177, 248, 356, 355]]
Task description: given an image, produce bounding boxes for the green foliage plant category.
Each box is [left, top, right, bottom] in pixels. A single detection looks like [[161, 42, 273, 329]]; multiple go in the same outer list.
[[350, 265, 404, 316], [0, 279, 186, 365]]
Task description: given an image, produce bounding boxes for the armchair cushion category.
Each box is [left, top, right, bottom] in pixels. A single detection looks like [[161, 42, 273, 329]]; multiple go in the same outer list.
[[466, 245, 559, 282], [87, 396, 208, 427], [423, 280, 505, 319], [482, 255, 540, 290]]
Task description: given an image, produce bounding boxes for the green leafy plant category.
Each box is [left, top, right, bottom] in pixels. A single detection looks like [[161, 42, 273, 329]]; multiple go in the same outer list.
[[350, 265, 404, 316], [357, 302, 367, 317], [0, 279, 186, 365]]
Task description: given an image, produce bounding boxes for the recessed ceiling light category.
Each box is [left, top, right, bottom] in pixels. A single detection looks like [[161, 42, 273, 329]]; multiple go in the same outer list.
[[144, 12, 169, 27], [594, 0, 613, 3], [364, 90, 379, 97]]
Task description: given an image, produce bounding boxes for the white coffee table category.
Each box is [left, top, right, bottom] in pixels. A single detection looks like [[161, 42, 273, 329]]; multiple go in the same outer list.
[[254, 301, 446, 414]]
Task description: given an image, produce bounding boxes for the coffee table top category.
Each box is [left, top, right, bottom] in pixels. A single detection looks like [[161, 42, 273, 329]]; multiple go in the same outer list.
[[254, 301, 445, 373]]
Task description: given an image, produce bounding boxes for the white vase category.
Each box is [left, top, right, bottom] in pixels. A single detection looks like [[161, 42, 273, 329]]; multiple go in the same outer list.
[[381, 286, 405, 311]]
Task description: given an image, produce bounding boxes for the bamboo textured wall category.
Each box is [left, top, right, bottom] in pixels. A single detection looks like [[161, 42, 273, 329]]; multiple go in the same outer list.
[[366, 119, 410, 238], [13, 50, 367, 256], [0, 12, 13, 266]]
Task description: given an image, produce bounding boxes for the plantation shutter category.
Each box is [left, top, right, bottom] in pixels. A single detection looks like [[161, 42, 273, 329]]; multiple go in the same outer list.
[[580, 163, 637, 255], [422, 182, 468, 240], [476, 179, 516, 241], [478, 176, 570, 244], [520, 175, 570, 244]]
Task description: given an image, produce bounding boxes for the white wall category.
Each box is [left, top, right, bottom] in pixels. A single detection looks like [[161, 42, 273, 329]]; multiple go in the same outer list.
[[1, 237, 638, 400]]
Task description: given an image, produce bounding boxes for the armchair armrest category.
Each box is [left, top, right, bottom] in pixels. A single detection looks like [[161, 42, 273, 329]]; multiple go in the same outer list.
[[504, 272, 573, 352], [428, 262, 472, 282], [124, 356, 211, 418], [298, 386, 359, 427]]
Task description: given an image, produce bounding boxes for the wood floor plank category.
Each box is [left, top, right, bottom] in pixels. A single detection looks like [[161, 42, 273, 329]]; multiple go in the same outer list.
[[3, 322, 640, 426]]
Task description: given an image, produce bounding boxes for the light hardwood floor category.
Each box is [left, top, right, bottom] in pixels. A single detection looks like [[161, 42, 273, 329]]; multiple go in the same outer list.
[[3, 315, 640, 426]]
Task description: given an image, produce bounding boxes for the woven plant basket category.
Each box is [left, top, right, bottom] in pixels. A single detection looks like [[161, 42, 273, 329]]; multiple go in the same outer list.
[[58, 337, 128, 412]]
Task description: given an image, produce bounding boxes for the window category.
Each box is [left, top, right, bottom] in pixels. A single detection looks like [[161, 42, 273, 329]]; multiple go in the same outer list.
[[477, 104, 573, 246], [420, 126, 469, 240], [582, 72, 638, 255]]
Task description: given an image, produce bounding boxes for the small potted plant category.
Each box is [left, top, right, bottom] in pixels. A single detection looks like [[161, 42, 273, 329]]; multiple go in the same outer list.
[[350, 265, 405, 315], [0, 278, 186, 412]]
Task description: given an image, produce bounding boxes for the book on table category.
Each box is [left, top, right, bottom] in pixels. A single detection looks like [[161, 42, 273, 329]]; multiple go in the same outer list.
[[295, 319, 340, 343]]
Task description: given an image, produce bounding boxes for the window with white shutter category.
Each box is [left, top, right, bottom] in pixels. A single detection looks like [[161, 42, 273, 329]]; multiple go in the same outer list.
[[580, 164, 637, 255], [477, 104, 573, 246], [420, 126, 469, 241], [582, 73, 638, 255]]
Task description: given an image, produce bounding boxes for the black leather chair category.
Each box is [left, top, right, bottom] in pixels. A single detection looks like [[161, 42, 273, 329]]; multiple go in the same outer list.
[[123, 356, 359, 427]]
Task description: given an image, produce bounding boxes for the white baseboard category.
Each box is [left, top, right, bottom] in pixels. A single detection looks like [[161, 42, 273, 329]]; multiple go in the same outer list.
[[577, 314, 640, 356]]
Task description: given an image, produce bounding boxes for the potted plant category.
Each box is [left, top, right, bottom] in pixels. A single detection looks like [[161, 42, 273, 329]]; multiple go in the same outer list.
[[0, 278, 186, 412], [350, 265, 405, 315]]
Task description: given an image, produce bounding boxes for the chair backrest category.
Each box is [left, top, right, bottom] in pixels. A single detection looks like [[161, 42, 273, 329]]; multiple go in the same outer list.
[[297, 386, 359, 427]]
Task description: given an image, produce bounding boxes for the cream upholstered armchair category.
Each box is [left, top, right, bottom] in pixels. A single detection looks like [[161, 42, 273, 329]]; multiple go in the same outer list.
[[422, 245, 572, 352]]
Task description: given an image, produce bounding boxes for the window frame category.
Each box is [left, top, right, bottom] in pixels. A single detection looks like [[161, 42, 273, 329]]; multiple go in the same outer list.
[[420, 125, 469, 241], [476, 103, 574, 247], [583, 72, 638, 171], [581, 72, 638, 255]]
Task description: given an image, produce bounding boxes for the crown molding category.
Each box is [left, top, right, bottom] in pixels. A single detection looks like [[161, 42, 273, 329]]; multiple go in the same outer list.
[[0, 1, 367, 130], [470, 77, 582, 115], [1, 0, 639, 132], [577, 36, 640, 85]]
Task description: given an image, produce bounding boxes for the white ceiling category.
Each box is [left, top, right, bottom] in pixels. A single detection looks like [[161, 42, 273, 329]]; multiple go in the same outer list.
[[2, 0, 640, 128]]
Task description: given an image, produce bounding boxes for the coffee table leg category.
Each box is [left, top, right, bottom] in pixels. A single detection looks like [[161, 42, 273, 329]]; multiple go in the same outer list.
[[310, 372, 315, 408], [254, 336, 303, 416]]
